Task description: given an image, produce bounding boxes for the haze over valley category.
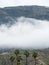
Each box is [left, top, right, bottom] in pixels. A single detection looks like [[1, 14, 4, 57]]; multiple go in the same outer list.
[[0, 16, 49, 49]]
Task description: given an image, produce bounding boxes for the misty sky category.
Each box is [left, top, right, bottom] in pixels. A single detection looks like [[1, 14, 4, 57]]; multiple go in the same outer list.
[[0, 0, 49, 8]]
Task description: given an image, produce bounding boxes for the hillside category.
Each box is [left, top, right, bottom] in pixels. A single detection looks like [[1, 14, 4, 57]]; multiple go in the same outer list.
[[0, 6, 49, 25], [0, 48, 49, 65]]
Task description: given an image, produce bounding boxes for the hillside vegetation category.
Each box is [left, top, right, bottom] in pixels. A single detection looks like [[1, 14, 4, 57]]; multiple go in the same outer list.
[[0, 48, 49, 65]]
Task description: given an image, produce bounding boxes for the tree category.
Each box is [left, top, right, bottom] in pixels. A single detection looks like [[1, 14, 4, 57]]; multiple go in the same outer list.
[[14, 49, 20, 65], [32, 51, 38, 65], [10, 56, 15, 65], [15, 49, 19, 56], [17, 55, 22, 65], [24, 50, 29, 65]]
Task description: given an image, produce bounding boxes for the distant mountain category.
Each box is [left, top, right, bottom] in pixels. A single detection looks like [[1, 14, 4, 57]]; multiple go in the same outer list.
[[0, 5, 49, 25]]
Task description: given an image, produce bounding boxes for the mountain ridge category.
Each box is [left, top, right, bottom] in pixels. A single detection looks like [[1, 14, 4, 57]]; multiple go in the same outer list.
[[0, 5, 49, 25]]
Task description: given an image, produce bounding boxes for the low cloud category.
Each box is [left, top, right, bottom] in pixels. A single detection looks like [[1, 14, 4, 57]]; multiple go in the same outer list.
[[0, 17, 49, 49]]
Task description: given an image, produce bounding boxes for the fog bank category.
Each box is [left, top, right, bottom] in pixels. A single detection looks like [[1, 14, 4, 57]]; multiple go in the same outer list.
[[0, 17, 49, 49]]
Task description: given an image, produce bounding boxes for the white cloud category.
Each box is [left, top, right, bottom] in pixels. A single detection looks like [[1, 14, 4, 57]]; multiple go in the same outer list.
[[0, 17, 49, 49], [0, 0, 49, 8]]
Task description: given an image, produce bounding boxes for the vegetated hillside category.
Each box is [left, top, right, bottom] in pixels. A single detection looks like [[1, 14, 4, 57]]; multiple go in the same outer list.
[[0, 6, 49, 25], [0, 48, 49, 65]]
